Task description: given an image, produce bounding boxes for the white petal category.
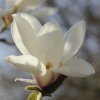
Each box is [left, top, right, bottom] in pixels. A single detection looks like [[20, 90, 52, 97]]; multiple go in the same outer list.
[[38, 21, 62, 36], [11, 13, 41, 58], [62, 20, 86, 63], [52, 58, 95, 77], [33, 70, 58, 87], [15, 78, 37, 84], [5, 55, 46, 76], [18, 13, 42, 32], [38, 31, 64, 66]]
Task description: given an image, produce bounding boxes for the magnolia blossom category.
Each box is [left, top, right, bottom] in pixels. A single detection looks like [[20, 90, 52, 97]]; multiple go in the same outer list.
[[0, 0, 58, 31], [5, 13, 95, 88], [0, 0, 45, 16], [0, 0, 57, 17]]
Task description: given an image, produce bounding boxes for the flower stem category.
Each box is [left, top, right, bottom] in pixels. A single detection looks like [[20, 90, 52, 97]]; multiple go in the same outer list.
[[42, 75, 67, 94]]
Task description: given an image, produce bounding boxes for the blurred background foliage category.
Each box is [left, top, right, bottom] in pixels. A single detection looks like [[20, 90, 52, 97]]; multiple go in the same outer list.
[[0, 0, 100, 100]]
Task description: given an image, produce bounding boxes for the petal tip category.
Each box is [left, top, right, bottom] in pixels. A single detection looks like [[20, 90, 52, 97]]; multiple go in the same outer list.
[[91, 67, 95, 74], [80, 20, 86, 26], [5, 56, 14, 62], [12, 13, 22, 19], [86, 66, 95, 76], [80, 20, 86, 23], [12, 14, 17, 18], [5, 57, 9, 61]]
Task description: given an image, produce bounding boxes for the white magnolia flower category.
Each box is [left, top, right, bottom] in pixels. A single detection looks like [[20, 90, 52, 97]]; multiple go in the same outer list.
[[5, 13, 95, 88], [0, 0, 45, 16], [0, 0, 58, 31], [0, 0, 57, 17]]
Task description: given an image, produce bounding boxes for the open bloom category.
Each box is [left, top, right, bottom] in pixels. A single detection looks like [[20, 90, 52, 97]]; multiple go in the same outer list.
[[0, 0, 45, 16], [0, 0, 58, 31], [0, 0, 57, 17], [5, 13, 95, 88]]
